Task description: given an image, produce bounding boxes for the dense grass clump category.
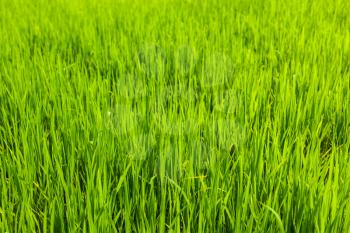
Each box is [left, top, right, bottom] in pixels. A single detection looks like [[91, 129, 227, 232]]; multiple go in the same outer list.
[[1, 0, 350, 232]]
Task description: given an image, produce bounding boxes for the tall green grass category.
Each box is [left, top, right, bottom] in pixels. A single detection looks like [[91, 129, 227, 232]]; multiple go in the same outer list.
[[0, 0, 350, 232]]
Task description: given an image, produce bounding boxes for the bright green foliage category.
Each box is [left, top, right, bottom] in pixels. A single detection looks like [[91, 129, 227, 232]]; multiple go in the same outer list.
[[0, 0, 350, 232]]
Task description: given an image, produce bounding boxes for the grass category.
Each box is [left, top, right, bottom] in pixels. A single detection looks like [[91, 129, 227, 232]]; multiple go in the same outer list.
[[0, 0, 350, 232]]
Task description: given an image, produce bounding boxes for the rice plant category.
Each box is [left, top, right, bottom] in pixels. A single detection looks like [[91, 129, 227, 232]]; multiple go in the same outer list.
[[0, 0, 349, 232]]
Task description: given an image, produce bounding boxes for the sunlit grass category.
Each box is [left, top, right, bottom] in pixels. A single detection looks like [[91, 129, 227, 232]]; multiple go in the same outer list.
[[0, 0, 350, 232]]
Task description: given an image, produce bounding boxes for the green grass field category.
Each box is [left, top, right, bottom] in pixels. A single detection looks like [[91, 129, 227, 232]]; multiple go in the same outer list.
[[1, 0, 350, 232]]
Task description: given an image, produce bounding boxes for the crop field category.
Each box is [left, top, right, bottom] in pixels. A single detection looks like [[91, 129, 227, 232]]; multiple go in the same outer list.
[[0, 0, 350, 232]]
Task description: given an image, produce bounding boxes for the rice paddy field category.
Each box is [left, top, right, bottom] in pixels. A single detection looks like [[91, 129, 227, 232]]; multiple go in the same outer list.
[[1, 0, 350, 232]]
